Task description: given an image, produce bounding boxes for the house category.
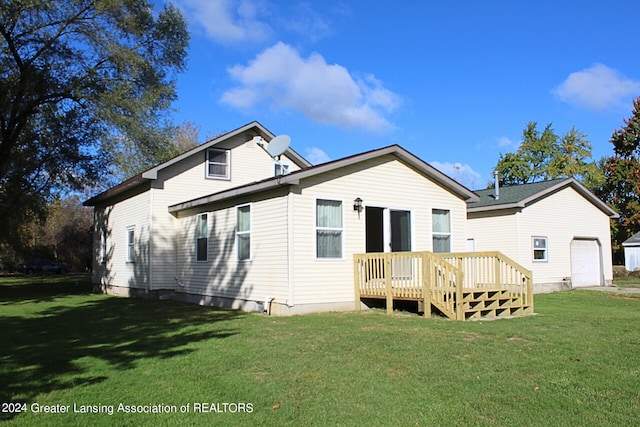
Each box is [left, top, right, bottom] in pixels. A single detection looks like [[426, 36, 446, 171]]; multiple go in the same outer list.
[[622, 231, 640, 271], [85, 121, 478, 315], [467, 178, 619, 293]]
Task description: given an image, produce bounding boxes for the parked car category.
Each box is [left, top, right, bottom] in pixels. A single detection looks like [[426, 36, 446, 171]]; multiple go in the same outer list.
[[19, 259, 70, 274]]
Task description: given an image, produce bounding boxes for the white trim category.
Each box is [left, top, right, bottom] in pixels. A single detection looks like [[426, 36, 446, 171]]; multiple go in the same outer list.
[[432, 207, 452, 253], [388, 207, 413, 252], [287, 192, 295, 306], [236, 203, 251, 261], [196, 213, 209, 262], [100, 226, 107, 265], [532, 236, 548, 262], [314, 197, 345, 260], [126, 225, 135, 263]]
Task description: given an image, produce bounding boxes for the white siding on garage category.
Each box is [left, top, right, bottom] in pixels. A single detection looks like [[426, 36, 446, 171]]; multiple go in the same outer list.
[[518, 187, 612, 287], [467, 209, 520, 260]]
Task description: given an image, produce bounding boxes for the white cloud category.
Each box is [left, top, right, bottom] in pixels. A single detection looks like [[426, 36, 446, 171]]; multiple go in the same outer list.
[[553, 63, 640, 111], [176, 0, 272, 44], [221, 42, 400, 132], [430, 161, 482, 189], [286, 3, 332, 42], [305, 147, 331, 165], [497, 136, 518, 150]]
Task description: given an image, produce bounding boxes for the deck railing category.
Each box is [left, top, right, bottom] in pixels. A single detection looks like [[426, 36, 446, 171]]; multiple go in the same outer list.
[[354, 251, 532, 320], [354, 251, 464, 319], [436, 251, 533, 307]]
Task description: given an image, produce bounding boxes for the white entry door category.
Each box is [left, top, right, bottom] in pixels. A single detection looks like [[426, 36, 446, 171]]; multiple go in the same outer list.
[[570, 239, 601, 288]]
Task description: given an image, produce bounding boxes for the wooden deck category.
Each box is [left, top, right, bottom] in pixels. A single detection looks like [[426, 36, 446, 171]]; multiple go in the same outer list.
[[353, 251, 534, 320]]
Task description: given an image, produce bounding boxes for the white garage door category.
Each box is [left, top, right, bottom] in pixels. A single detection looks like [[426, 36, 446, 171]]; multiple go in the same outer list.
[[570, 239, 601, 288]]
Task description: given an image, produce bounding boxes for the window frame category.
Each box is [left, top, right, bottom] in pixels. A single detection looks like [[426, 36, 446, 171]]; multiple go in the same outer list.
[[315, 198, 344, 260], [236, 204, 251, 261], [432, 208, 452, 253], [126, 226, 135, 263], [206, 148, 230, 180], [100, 227, 107, 265], [532, 236, 548, 262], [196, 213, 208, 262]]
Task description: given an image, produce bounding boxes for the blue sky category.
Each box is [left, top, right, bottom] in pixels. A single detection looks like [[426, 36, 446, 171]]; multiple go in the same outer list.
[[167, 0, 640, 189]]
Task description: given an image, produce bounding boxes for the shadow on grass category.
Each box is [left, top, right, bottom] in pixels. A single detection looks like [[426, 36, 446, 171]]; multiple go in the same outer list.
[[0, 274, 95, 304], [0, 277, 243, 419]]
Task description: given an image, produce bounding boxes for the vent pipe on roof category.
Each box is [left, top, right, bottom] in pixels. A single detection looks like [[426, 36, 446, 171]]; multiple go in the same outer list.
[[493, 171, 500, 200]]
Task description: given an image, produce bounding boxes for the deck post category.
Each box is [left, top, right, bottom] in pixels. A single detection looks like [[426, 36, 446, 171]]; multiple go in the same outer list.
[[385, 254, 393, 314], [455, 269, 464, 320], [354, 255, 361, 311], [525, 274, 533, 309], [494, 255, 501, 291], [423, 252, 431, 318]]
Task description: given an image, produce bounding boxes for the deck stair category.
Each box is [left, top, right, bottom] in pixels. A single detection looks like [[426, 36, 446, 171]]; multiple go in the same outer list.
[[459, 289, 532, 320]]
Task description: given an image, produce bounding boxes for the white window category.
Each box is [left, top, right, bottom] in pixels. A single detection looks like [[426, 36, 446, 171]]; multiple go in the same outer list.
[[196, 214, 208, 262], [432, 209, 451, 253], [533, 237, 548, 261], [206, 149, 230, 179], [126, 227, 135, 262], [274, 162, 290, 176], [316, 199, 343, 259], [100, 228, 107, 264], [236, 205, 251, 261]]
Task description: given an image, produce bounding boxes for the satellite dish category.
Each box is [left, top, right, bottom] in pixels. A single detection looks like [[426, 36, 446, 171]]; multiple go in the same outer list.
[[266, 135, 290, 158]]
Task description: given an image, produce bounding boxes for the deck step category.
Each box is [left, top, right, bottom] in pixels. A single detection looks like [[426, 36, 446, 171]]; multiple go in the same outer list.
[[459, 289, 531, 319]]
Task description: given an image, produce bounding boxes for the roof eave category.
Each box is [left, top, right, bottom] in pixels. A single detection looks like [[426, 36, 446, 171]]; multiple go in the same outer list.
[[169, 176, 300, 213], [83, 174, 149, 206], [467, 202, 525, 213]]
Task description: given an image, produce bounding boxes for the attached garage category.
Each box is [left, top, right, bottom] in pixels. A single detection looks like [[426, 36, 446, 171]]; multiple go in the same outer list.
[[468, 178, 618, 293], [570, 239, 602, 288]]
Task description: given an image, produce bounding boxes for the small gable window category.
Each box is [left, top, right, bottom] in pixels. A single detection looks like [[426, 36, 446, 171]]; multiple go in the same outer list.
[[206, 149, 230, 179]]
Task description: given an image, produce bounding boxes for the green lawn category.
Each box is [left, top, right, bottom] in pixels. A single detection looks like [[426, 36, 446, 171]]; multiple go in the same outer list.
[[1, 276, 639, 426]]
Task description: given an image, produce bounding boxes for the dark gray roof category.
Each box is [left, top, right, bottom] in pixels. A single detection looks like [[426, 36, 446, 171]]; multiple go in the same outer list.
[[468, 178, 618, 218], [469, 179, 566, 209], [623, 231, 640, 246]]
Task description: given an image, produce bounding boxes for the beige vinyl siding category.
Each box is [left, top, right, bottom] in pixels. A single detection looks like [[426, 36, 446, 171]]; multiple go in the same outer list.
[[93, 189, 151, 289], [517, 187, 613, 285], [176, 190, 290, 304], [467, 209, 520, 260], [290, 155, 468, 305], [149, 138, 301, 290]]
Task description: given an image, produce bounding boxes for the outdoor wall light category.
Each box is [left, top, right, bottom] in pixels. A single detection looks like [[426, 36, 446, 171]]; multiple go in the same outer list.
[[353, 197, 363, 216]]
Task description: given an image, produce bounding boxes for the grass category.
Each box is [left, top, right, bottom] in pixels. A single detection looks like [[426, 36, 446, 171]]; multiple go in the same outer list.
[[1, 276, 639, 426]]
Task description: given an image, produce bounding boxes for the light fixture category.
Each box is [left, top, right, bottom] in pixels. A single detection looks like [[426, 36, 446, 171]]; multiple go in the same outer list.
[[353, 197, 363, 217]]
